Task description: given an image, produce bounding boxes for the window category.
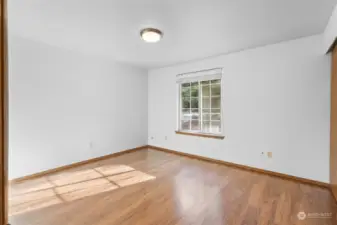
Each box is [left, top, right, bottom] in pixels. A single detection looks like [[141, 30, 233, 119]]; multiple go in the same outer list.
[[178, 69, 223, 135]]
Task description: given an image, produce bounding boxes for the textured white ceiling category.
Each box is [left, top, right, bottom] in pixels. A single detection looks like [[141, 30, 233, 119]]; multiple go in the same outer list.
[[8, 0, 337, 68]]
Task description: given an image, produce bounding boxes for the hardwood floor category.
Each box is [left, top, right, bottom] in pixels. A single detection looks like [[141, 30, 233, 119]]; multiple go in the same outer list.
[[9, 148, 337, 225]]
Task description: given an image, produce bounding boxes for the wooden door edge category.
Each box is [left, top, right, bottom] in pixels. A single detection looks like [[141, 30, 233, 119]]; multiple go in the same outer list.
[[1, 0, 8, 224]]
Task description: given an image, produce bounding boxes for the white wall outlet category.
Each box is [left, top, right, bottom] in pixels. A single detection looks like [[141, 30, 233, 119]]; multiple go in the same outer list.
[[267, 152, 273, 158], [165, 136, 168, 140]]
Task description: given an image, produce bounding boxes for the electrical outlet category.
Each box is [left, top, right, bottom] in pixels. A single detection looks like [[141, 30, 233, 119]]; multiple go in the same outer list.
[[89, 141, 93, 149], [267, 152, 272, 158], [165, 136, 168, 140]]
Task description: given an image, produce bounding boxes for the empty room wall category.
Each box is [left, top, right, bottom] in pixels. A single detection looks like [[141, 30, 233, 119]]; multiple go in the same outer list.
[[8, 34, 148, 179], [148, 34, 330, 183]]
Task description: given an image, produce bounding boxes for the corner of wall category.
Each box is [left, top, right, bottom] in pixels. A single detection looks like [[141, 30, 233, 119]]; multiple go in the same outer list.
[[146, 69, 151, 145], [324, 4, 337, 53]]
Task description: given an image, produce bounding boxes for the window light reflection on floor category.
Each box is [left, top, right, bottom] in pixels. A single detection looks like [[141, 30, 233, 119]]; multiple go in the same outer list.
[[9, 164, 156, 216]]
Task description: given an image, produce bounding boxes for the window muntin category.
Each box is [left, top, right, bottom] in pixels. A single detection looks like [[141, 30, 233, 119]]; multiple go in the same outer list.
[[179, 79, 221, 134]]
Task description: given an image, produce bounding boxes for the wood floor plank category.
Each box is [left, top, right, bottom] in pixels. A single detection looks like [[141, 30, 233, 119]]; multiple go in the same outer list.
[[8, 148, 337, 225]]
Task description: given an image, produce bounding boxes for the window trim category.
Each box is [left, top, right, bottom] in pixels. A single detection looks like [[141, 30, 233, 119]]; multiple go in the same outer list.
[[177, 78, 224, 138], [175, 130, 225, 139]]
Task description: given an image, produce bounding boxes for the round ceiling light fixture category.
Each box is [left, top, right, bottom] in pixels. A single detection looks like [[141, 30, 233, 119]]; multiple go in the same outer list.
[[140, 28, 163, 43]]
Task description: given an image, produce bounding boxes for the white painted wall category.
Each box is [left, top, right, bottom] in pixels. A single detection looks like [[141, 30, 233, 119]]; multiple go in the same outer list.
[[148, 35, 331, 183], [8, 34, 148, 179], [324, 4, 337, 52]]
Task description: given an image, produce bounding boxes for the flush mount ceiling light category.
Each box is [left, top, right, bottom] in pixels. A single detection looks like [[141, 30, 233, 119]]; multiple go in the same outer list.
[[140, 28, 163, 43]]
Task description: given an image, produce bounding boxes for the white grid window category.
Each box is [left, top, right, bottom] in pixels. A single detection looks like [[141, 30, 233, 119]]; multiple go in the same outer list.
[[179, 79, 222, 134]]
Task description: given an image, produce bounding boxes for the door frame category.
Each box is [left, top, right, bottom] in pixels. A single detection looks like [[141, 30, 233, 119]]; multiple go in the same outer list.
[[1, 0, 8, 224], [331, 39, 337, 202]]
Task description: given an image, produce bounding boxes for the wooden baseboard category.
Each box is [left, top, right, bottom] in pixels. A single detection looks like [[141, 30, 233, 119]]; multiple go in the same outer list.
[[10, 145, 148, 184], [147, 145, 329, 189], [10, 144, 330, 189]]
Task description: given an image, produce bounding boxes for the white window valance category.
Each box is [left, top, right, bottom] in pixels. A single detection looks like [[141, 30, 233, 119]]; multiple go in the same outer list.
[[176, 68, 223, 83]]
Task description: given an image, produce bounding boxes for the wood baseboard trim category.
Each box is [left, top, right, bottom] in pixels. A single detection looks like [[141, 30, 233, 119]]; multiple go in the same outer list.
[[147, 145, 329, 189], [10, 145, 148, 184], [10, 144, 330, 189]]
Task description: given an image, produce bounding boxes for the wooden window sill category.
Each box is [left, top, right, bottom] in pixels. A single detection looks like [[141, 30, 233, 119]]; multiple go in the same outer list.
[[175, 131, 225, 139]]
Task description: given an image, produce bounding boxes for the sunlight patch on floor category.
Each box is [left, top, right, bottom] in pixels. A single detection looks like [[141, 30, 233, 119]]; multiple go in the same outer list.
[[48, 168, 102, 186], [95, 164, 135, 176], [9, 164, 156, 216], [10, 189, 62, 216], [55, 178, 119, 202], [108, 170, 155, 187]]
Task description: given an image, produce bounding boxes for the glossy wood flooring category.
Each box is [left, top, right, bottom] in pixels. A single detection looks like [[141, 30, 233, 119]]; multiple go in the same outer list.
[[9, 148, 337, 225]]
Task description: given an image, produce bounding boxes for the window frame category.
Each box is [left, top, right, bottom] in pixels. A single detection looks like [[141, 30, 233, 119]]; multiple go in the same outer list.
[[177, 78, 224, 137]]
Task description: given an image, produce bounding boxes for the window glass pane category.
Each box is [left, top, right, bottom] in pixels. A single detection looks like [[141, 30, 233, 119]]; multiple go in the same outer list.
[[181, 120, 190, 130], [191, 109, 199, 120], [202, 97, 210, 108], [211, 114, 221, 121], [182, 98, 190, 108], [181, 87, 190, 97], [191, 82, 198, 88], [202, 85, 210, 97], [211, 84, 221, 96], [180, 79, 222, 135], [211, 121, 221, 133], [211, 97, 221, 108], [191, 120, 200, 130], [191, 98, 199, 108], [201, 80, 210, 85], [211, 79, 221, 84], [202, 121, 211, 133], [203, 113, 210, 121], [191, 86, 199, 97], [182, 109, 191, 120], [202, 109, 210, 113], [211, 109, 220, 113]]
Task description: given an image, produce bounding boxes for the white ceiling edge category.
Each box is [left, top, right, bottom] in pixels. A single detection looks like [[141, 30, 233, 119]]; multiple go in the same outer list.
[[149, 34, 326, 72], [324, 4, 337, 52], [8, 31, 150, 71], [9, 27, 329, 72], [11, 30, 327, 72], [151, 33, 326, 70]]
